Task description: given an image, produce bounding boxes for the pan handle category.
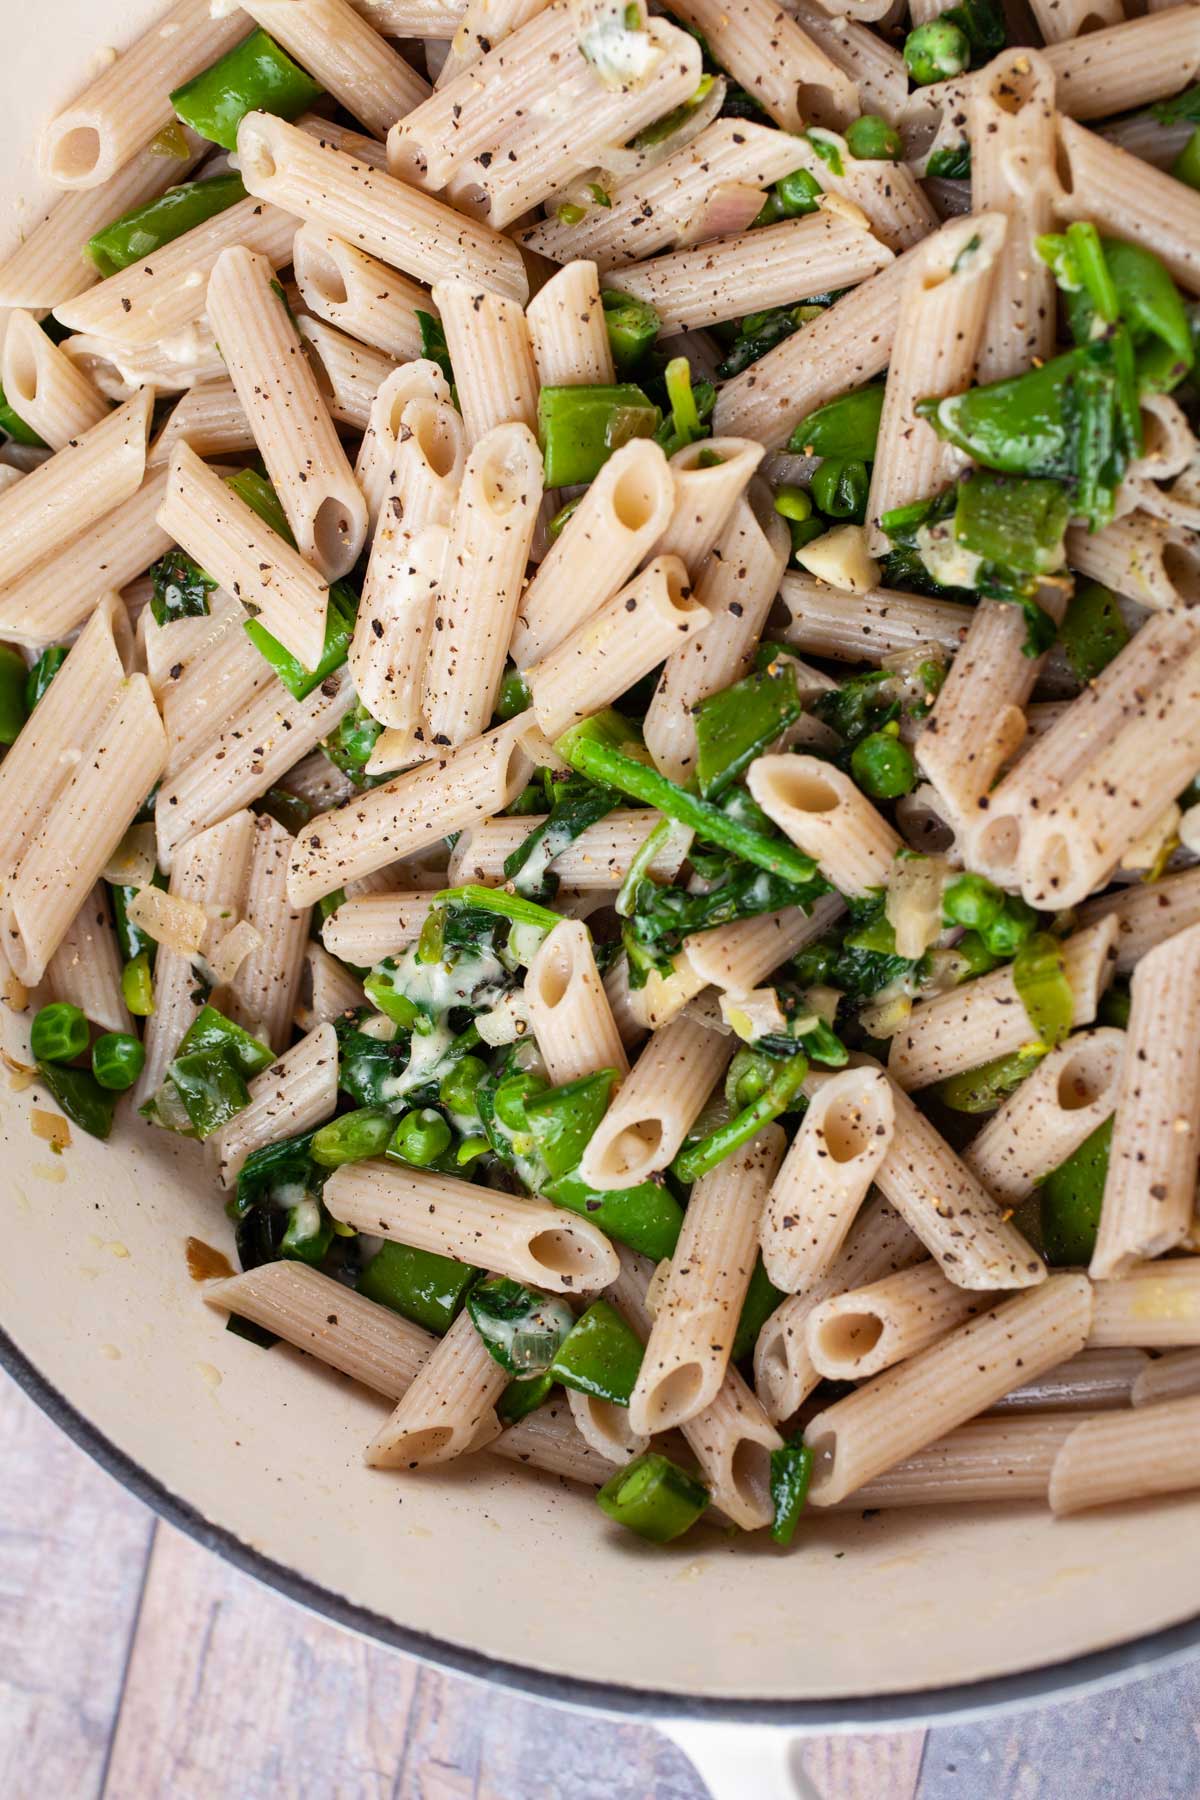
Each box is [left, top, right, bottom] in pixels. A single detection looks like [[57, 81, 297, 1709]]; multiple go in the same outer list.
[[660, 1721, 822, 1799]]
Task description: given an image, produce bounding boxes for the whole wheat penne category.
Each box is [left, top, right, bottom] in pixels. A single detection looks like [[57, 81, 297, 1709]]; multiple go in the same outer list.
[[511, 440, 676, 665], [679, 1366, 783, 1531], [760, 1066, 895, 1293], [1078, 866, 1200, 973], [526, 919, 629, 1084], [1066, 512, 1200, 613], [296, 316, 398, 433], [790, 0, 908, 121], [228, 815, 314, 1053], [287, 715, 533, 903], [1049, 1395, 1200, 1515], [44, 884, 130, 1036], [1044, 8, 1200, 122], [159, 602, 274, 781], [424, 423, 544, 745], [578, 1012, 732, 1191], [1, 311, 108, 450], [492, 1398, 618, 1485], [969, 50, 1057, 382], [366, 1309, 507, 1468], [525, 554, 708, 740], [354, 360, 451, 531], [644, 484, 789, 782], [823, 1413, 1086, 1509], [806, 1259, 988, 1381], [748, 753, 900, 896], [888, 919, 1119, 1092], [447, 807, 686, 888], [964, 1030, 1125, 1206], [236, 111, 529, 303], [866, 213, 1006, 551], [1089, 1261, 1200, 1348], [661, 0, 856, 130], [1090, 928, 1200, 1280], [238, 0, 429, 140], [155, 667, 356, 873], [149, 380, 255, 468], [432, 276, 539, 446], [1132, 1348, 1200, 1409], [803, 1274, 1092, 1505], [321, 892, 440, 964], [525, 261, 615, 387], [438, 0, 551, 83], [991, 1347, 1149, 1414], [1056, 117, 1200, 296], [293, 227, 430, 363], [603, 211, 894, 334], [300, 941, 367, 1029], [564, 1387, 647, 1466], [779, 571, 971, 663], [210, 1023, 340, 1189], [753, 1194, 924, 1421], [629, 1126, 783, 1435], [205, 246, 367, 582], [53, 197, 299, 349], [38, 0, 246, 190], [325, 1159, 620, 1292], [653, 437, 764, 569]]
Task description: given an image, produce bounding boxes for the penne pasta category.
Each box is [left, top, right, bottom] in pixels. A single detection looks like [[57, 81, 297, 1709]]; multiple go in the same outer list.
[[578, 1012, 732, 1191], [805, 1260, 987, 1382], [237, 0, 430, 140], [366, 1309, 507, 1468], [292, 226, 430, 363], [526, 918, 629, 1084], [1049, 1396, 1200, 1515], [1, 311, 109, 449], [431, 275, 539, 446], [748, 753, 901, 897], [210, 1022, 340, 1189], [964, 1029, 1124, 1206]]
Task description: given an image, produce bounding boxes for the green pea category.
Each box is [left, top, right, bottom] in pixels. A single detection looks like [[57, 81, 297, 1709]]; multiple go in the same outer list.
[[774, 168, 823, 217], [850, 728, 916, 799], [389, 1108, 452, 1167], [943, 872, 1005, 931], [773, 485, 813, 524], [845, 115, 902, 161], [30, 1002, 89, 1064], [1172, 127, 1200, 194], [91, 1032, 146, 1091], [904, 19, 970, 84], [953, 930, 1000, 980], [726, 1046, 773, 1110], [496, 667, 531, 720], [980, 896, 1038, 958], [787, 516, 826, 555], [809, 457, 869, 522], [439, 1054, 489, 1115], [311, 1107, 395, 1168], [121, 951, 155, 1018]]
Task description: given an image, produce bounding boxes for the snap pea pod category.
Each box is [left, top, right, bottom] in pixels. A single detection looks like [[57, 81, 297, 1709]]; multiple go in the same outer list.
[[555, 723, 822, 887], [171, 28, 322, 150], [769, 1439, 814, 1547], [1039, 1116, 1112, 1265], [543, 1169, 684, 1261], [1058, 581, 1129, 683], [178, 1005, 274, 1079], [537, 383, 660, 486], [87, 172, 246, 278], [655, 357, 715, 459], [692, 663, 802, 800], [467, 1277, 575, 1377], [787, 383, 885, 459], [110, 875, 165, 964], [523, 1070, 618, 1181], [358, 1240, 480, 1334], [497, 1371, 556, 1423], [811, 457, 868, 523], [434, 884, 563, 930], [387, 1108, 454, 1167], [549, 1299, 644, 1405], [954, 471, 1070, 578], [25, 645, 67, 711], [311, 1107, 395, 1168], [0, 644, 28, 744], [597, 1452, 709, 1542], [168, 1048, 251, 1139], [732, 1256, 784, 1363], [35, 1062, 118, 1141], [672, 1053, 809, 1183], [1012, 931, 1073, 1051], [601, 290, 660, 375], [935, 1046, 1044, 1114]]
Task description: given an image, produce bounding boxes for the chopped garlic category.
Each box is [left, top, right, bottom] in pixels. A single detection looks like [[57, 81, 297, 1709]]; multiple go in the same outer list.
[[795, 524, 880, 594], [101, 821, 158, 890], [885, 854, 951, 960], [210, 920, 264, 986], [719, 987, 790, 1042]]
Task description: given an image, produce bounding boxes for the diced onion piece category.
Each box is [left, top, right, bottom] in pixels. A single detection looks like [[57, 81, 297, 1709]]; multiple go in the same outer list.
[[719, 987, 790, 1042], [885, 854, 951, 960], [126, 885, 208, 956], [677, 181, 769, 248], [31, 1108, 71, 1150], [859, 982, 913, 1039], [795, 524, 880, 594], [101, 822, 158, 890], [210, 919, 264, 986]]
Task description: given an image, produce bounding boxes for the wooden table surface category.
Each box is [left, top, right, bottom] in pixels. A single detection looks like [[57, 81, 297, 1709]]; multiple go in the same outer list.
[[2, 1368, 1196, 1800]]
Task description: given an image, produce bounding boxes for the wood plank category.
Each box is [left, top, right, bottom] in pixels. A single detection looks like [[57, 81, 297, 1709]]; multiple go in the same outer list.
[[797, 1730, 926, 1800], [0, 1373, 154, 1800]]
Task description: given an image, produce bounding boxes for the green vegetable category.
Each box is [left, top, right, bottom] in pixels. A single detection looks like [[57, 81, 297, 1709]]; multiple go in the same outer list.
[[311, 1107, 395, 1167], [416, 310, 453, 385], [388, 1107, 453, 1166], [811, 456, 869, 522], [35, 1062, 117, 1140], [523, 1070, 618, 1181], [0, 644, 28, 745], [359, 1240, 479, 1334], [936, 1046, 1044, 1113], [769, 1438, 814, 1546], [943, 872, 1005, 932], [788, 384, 885, 460], [954, 470, 1070, 578], [1058, 581, 1129, 683], [596, 1451, 709, 1542], [171, 28, 322, 150], [732, 1256, 784, 1362], [503, 772, 620, 899], [496, 667, 532, 720], [979, 895, 1037, 957], [121, 951, 155, 1017], [1038, 224, 1193, 396], [555, 720, 822, 887], [692, 664, 803, 799], [537, 383, 660, 486], [774, 486, 812, 525], [775, 167, 824, 215], [601, 291, 660, 376], [25, 646, 67, 712], [179, 1004, 274, 1078], [497, 1372, 555, 1422], [323, 702, 383, 786], [467, 1277, 574, 1377], [1039, 1116, 1111, 1265], [655, 356, 716, 459], [230, 1130, 330, 1270], [717, 304, 821, 378], [439, 1054, 488, 1119], [904, 19, 970, 84], [1174, 127, 1200, 191], [87, 172, 246, 278], [245, 580, 357, 698], [30, 1003, 89, 1064], [168, 1048, 251, 1139], [672, 1052, 809, 1182], [629, 72, 715, 149], [927, 142, 971, 180], [845, 115, 902, 161], [1012, 931, 1073, 1050], [434, 883, 563, 931], [150, 547, 217, 628], [542, 1169, 684, 1261], [91, 1031, 145, 1091], [549, 1299, 644, 1404], [850, 728, 916, 799]]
